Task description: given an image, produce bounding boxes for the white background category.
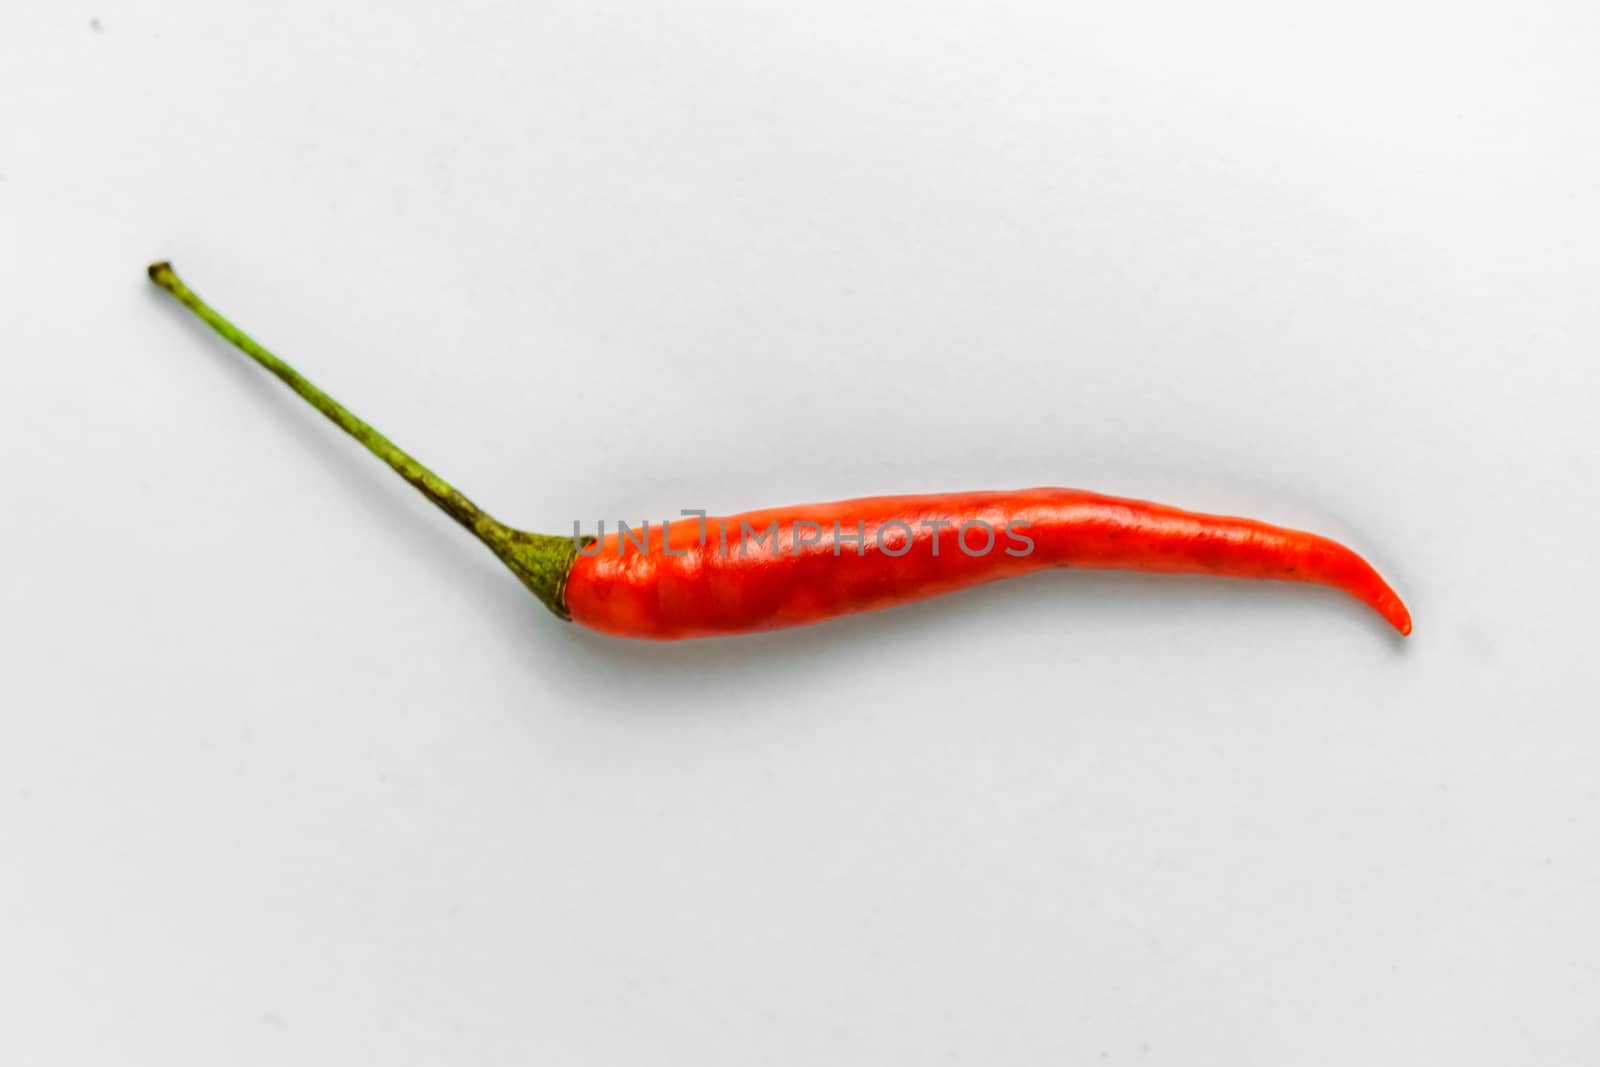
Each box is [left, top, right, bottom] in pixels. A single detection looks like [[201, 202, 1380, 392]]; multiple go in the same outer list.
[[4, 1, 1598, 1063]]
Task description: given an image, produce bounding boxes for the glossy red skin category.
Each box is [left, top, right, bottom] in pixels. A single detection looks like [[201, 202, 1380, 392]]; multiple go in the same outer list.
[[563, 488, 1412, 640]]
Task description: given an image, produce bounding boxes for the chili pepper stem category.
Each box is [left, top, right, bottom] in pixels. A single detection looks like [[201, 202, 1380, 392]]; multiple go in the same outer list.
[[147, 261, 578, 619]]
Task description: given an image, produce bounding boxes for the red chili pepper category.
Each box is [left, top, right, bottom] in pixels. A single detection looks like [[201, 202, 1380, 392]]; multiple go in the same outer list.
[[149, 263, 1411, 640]]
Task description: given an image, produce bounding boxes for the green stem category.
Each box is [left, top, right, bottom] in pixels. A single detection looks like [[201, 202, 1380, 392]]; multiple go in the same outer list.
[[148, 261, 579, 620]]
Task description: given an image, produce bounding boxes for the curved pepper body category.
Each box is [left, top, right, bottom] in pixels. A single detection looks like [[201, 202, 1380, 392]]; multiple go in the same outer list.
[[564, 488, 1411, 640]]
